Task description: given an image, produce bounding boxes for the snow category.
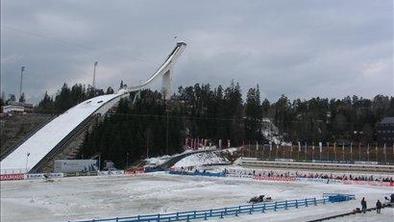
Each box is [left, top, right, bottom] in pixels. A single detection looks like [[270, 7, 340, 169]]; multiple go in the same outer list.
[[261, 118, 290, 145], [216, 204, 394, 222], [221, 147, 241, 155], [0, 93, 122, 173], [1, 172, 392, 222], [328, 208, 394, 222], [174, 151, 230, 167], [145, 155, 172, 166], [144, 146, 217, 167]]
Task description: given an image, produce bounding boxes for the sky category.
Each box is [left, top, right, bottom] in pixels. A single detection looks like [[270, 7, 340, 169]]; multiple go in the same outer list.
[[1, 0, 393, 103]]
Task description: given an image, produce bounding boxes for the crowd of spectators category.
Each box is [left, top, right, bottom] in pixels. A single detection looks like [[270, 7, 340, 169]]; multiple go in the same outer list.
[[226, 168, 393, 183]]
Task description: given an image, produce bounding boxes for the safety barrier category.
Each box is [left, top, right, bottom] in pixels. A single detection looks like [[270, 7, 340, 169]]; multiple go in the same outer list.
[[125, 168, 145, 176], [169, 170, 226, 177], [0, 172, 64, 181], [25, 173, 64, 180], [342, 180, 394, 187], [72, 194, 355, 222], [97, 170, 124, 176], [0, 173, 25, 181], [254, 175, 297, 182]]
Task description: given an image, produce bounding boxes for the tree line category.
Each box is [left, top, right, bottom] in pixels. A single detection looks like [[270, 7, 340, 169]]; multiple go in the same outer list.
[[72, 81, 393, 168], [35, 83, 115, 113]]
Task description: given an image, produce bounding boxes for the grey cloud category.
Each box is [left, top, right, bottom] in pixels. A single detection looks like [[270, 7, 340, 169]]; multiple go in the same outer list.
[[1, 0, 392, 103]]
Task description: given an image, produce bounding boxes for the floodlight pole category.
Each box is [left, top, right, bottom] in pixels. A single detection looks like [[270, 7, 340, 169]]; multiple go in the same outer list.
[[92, 61, 98, 89], [25, 152, 30, 173], [19, 66, 25, 100]]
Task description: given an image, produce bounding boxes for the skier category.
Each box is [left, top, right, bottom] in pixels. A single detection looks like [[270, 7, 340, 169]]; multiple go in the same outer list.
[[361, 197, 367, 213], [376, 200, 382, 214]]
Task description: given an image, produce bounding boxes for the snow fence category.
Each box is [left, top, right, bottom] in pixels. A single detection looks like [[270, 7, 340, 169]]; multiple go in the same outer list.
[[72, 193, 355, 222]]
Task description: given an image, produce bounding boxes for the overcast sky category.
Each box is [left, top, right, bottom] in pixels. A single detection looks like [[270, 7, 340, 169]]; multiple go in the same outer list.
[[1, 0, 393, 103]]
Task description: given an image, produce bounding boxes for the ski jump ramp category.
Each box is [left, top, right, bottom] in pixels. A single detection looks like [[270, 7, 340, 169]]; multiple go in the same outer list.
[[0, 42, 187, 174]]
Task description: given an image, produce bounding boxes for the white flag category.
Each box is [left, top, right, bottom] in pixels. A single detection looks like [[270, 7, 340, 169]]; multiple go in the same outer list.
[[319, 142, 322, 153], [298, 142, 301, 152], [350, 142, 353, 154]]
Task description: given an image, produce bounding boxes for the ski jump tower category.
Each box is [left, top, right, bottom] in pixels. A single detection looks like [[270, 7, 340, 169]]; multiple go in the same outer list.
[[0, 42, 187, 173]]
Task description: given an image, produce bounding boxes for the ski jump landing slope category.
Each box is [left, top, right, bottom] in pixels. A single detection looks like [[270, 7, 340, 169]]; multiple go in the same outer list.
[[0, 42, 187, 174]]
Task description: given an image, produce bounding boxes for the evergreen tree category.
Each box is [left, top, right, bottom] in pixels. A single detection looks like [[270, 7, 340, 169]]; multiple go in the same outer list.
[[6, 94, 16, 104], [19, 93, 26, 103], [245, 85, 262, 142], [106, 87, 114, 94]]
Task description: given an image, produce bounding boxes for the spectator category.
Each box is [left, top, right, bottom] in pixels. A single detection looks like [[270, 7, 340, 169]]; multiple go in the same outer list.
[[391, 193, 394, 203], [376, 200, 382, 214], [361, 197, 367, 213]]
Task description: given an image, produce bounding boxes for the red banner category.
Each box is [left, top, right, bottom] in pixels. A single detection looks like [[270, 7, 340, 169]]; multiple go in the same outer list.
[[0, 173, 25, 181], [125, 167, 145, 175]]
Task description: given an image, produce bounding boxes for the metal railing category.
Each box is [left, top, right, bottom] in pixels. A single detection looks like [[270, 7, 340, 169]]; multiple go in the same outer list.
[[72, 194, 355, 222]]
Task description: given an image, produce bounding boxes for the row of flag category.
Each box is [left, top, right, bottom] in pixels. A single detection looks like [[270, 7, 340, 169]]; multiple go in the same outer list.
[[185, 138, 393, 156], [265, 141, 392, 155], [185, 138, 231, 149]]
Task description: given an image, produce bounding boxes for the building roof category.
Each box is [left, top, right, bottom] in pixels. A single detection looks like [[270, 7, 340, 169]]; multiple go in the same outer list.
[[380, 117, 394, 124]]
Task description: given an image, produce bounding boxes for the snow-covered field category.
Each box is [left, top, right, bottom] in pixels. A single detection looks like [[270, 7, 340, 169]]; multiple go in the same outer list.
[[1, 172, 392, 222]]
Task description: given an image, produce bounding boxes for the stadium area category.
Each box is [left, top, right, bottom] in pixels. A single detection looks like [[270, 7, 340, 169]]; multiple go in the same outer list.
[[1, 169, 393, 222]]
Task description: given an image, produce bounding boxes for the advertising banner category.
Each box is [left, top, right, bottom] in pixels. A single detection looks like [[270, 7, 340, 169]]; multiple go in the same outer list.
[[0, 173, 25, 181], [97, 170, 124, 176]]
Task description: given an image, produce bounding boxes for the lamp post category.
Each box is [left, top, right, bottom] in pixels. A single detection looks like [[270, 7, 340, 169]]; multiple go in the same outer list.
[[92, 61, 98, 89], [25, 152, 30, 173], [19, 66, 26, 101]]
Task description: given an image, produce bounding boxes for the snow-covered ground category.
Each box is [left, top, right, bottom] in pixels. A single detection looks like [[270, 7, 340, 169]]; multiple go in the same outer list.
[[144, 146, 218, 167], [216, 205, 394, 222], [145, 155, 172, 166], [328, 208, 394, 222], [1, 172, 392, 222], [174, 152, 230, 167]]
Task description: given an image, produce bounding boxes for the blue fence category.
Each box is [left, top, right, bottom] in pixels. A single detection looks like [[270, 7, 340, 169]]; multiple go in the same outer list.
[[72, 194, 355, 222]]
